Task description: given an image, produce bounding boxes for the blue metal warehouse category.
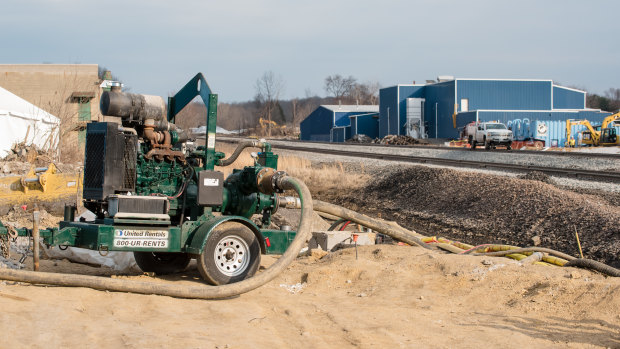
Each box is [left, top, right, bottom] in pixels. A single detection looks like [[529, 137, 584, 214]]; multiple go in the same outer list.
[[379, 78, 613, 146], [300, 105, 379, 142]]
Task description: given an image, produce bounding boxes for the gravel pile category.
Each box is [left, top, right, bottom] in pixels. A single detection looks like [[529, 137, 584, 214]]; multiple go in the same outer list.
[[519, 171, 552, 183], [324, 165, 620, 267]]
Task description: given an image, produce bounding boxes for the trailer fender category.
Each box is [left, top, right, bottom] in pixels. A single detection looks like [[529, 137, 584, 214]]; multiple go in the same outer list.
[[185, 216, 266, 255]]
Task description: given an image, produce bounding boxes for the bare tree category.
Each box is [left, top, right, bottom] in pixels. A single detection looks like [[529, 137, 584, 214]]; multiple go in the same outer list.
[[350, 81, 381, 105], [604, 88, 620, 111], [255, 71, 284, 136], [324, 74, 357, 101]]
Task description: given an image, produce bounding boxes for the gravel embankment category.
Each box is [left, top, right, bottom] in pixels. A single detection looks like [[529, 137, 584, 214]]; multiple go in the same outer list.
[[258, 139, 620, 266], [262, 138, 620, 172], [317, 165, 620, 267]]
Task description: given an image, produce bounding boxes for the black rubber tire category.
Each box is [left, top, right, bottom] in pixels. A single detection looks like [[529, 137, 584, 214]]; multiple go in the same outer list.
[[197, 222, 261, 286], [470, 137, 476, 150], [484, 137, 490, 150], [133, 252, 191, 275]]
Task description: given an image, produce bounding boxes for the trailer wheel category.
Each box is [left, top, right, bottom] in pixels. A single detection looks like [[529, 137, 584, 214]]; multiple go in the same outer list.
[[133, 252, 191, 275], [197, 222, 261, 285], [469, 136, 476, 150]]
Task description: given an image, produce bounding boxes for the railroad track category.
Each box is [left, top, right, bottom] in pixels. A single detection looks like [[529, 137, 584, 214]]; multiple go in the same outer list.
[[216, 138, 620, 182], [216, 134, 620, 159]]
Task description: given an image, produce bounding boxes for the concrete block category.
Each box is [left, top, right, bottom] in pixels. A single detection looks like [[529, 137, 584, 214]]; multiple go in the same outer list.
[[308, 231, 376, 252]]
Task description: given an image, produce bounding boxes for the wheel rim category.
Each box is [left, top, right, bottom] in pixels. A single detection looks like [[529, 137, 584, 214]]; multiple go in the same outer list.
[[213, 235, 251, 277]]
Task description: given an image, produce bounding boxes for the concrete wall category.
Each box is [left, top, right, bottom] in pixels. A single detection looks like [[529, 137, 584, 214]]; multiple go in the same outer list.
[[0, 64, 102, 160]]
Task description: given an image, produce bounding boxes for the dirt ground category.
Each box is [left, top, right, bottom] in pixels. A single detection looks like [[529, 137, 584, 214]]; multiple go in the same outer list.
[[1, 160, 620, 347], [1, 245, 619, 348]]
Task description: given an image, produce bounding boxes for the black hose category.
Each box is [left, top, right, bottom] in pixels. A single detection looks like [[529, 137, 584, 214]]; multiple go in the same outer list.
[[327, 219, 346, 231], [564, 258, 620, 277], [217, 140, 265, 166]]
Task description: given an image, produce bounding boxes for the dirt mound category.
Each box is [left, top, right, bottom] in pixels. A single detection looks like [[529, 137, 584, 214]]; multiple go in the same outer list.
[[326, 166, 620, 266]]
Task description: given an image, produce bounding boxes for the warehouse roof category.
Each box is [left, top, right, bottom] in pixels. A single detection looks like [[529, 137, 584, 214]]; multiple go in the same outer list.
[[322, 105, 379, 113]]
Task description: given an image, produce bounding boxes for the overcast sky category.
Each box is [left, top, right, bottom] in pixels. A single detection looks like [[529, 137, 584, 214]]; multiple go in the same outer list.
[[1, 0, 618, 102]]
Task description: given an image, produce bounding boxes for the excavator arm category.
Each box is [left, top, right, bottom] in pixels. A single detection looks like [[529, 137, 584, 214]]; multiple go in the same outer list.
[[566, 119, 600, 146], [602, 112, 620, 129]]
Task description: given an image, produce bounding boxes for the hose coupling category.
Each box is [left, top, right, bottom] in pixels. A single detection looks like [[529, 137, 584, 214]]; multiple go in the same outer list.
[[278, 196, 301, 209], [256, 168, 288, 194]]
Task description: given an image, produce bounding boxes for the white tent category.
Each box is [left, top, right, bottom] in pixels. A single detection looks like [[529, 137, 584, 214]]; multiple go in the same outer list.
[[0, 86, 60, 157]]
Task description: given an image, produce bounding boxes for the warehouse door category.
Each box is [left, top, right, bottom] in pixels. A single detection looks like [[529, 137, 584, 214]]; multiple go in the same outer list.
[[406, 98, 425, 139], [461, 99, 469, 112]]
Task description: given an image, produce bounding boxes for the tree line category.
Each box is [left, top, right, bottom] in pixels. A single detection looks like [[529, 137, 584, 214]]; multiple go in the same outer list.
[[175, 72, 381, 135], [586, 88, 620, 112]]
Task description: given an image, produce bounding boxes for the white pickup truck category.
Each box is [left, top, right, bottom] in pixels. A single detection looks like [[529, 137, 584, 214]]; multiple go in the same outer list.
[[465, 121, 513, 150]]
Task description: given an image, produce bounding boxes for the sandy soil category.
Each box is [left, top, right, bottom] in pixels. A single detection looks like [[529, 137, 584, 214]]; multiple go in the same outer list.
[[1, 152, 620, 348], [0, 245, 619, 348]]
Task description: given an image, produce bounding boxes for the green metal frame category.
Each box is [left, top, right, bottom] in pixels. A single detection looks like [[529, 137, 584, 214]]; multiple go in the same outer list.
[[0, 73, 297, 261]]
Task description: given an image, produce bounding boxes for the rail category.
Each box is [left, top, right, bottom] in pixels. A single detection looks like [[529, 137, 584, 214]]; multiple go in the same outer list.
[[216, 138, 620, 182]]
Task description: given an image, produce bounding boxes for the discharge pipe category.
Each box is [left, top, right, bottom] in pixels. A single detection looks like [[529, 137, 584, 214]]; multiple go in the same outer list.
[[217, 139, 269, 166], [0, 176, 314, 299]]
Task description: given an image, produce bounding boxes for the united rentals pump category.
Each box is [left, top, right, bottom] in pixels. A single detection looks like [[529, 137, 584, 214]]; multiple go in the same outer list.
[[0, 73, 303, 286]]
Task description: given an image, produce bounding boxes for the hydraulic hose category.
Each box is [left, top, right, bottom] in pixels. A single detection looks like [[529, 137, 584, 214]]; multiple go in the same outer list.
[[328, 218, 347, 231], [217, 140, 267, 167], [312, 200, 431, 250], [0, 176, 314, 299], [564, 258, 620, 277], [469, 246, 577, 261]]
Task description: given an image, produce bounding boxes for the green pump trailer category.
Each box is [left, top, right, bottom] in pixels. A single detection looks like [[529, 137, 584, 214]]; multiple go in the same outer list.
[[0, 73, 300, 286]]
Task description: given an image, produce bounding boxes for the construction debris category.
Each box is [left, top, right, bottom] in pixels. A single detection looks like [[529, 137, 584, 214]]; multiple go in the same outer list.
[[373, 135, 429, 145], [2, 142, 52, 164], [346, 134, 374, 143]]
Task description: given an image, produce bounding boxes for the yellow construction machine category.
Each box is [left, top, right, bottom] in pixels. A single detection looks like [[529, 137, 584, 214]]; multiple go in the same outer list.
[[579, 112, 620, 146], [0, 163, 81, 213], [565, 119, 597, 147], [258, 117, 287, 135]]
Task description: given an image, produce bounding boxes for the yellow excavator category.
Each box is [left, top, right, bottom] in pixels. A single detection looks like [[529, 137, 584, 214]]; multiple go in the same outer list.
[[566, 113, 620, 147], [580, 112, 620, 146], [258, 117, 287, 136]]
